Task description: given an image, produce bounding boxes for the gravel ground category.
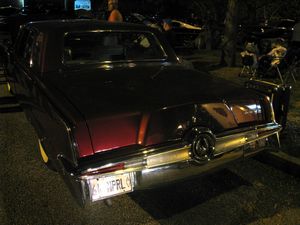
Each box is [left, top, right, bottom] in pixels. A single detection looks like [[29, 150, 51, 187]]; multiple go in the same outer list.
[[1, 70, 300, 225]]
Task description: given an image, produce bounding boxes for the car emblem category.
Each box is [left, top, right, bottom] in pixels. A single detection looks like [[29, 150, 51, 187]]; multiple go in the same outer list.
[[191, 131, 215, 164]]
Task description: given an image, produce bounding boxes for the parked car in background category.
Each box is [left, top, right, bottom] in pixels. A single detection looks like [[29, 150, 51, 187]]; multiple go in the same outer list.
[[169, 19, 203, 48], [125, 13, 162, 30], [0, 6, 20, 43], [0, 5, 20, 29], [0, 6, 20, 66], [238, 19, 297, 54], [269, 19, 297, 38], [171, 19, 202, 30], [125, 13, 203, 49], [0, 6, 20, 15], [5, 5, 75, 43], [6, 19, 283, 206]]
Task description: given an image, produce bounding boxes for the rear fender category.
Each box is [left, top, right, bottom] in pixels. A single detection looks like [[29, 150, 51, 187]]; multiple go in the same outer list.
[[245, 79, 291, 129]]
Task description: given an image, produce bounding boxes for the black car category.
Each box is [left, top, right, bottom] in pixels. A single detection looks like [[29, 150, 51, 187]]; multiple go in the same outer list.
[[169, 19, 203, 48], [0, 6, 20, 40], [238, 19, 297, 53], [0, 6, 20, 65], [6, 19, 282, 206], [0, 6, 20, 20], [5, 6, 75, 43], [125, 13, 162, 30]]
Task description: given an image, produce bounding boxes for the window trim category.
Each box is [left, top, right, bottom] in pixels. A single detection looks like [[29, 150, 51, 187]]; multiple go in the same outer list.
[[62, 29, 168, 65], [15, 27, 39, 68]]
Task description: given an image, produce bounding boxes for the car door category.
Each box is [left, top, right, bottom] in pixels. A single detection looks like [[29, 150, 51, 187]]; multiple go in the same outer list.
[[13, 27, 37, 110], [6, 27, 28, 94]]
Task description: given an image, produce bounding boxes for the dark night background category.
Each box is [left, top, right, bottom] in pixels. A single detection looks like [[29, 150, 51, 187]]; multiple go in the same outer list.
[[2, 0, 300, 67], [2, 0, 299, 25]]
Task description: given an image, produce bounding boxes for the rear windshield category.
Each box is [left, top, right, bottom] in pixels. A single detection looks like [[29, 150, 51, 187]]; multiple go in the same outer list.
[[63, 31, 167, 64]]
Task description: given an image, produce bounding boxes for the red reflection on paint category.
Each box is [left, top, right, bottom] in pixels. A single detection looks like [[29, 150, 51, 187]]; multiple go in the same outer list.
[[87, 113, 140, 154], [74, 121, 94, 158], [137, 113, 150, 145]]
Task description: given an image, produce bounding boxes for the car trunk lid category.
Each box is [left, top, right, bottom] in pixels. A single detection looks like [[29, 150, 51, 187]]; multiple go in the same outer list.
[[45, 65, 266, 156]]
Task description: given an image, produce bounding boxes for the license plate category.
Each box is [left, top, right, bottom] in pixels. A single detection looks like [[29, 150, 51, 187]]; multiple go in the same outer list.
[[88, 173, 134, 202]]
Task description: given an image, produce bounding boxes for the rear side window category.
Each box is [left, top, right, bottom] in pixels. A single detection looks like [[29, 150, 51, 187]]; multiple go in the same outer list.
[[23, 31, 35, 64], [15, 28, 30, 58], [15, 28, 35, 66], [63, 31, 167, 65], [15, 28, 43, 70], [31, 33, 44, 69]]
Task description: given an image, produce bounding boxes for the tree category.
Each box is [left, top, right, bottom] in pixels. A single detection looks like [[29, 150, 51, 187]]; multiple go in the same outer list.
[[220, 0, 239, 67]]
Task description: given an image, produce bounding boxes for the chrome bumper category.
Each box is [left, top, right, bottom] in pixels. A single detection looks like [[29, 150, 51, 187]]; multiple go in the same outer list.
[[70, 122, 281, 205]]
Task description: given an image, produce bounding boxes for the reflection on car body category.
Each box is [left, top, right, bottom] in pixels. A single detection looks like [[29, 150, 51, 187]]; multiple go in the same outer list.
[[6, 19, 282, 206], [169, 19, 202, 48], [171, 19, 201, 30]]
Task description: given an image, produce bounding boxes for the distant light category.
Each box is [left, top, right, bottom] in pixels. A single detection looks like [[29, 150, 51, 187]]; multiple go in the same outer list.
[[98, 64, 113, 70], [19, 0, 24, 7], [74, 0, 91, 11], [128, 63, 136, 68]]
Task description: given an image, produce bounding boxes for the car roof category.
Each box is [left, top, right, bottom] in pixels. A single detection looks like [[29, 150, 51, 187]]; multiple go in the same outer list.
[[26, 19, 155, 33], [21, 19, 178, 72]]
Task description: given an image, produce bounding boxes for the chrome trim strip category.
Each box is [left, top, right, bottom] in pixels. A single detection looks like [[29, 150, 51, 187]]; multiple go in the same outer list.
[[249, 78, 281, 89], [78, 122, 281, 179], [62, 30, 168, 65], [75, 122, 281, 204], [146, 146, 191, 168], [215, 123, 281, 154]]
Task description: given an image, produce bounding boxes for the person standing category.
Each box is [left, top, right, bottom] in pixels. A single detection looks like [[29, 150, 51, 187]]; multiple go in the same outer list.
[[162, 18, 176, 48], [107, 0, 123, 22]]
